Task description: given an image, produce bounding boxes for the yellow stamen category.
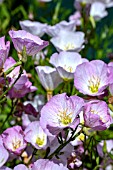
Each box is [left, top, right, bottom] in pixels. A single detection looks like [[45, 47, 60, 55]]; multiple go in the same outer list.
[[12, 139, 21, 151], [63, 43, 75, 51], [64, 65, 73, 72], [88, 75, 100, 93], [57, 108, 72, 126], [36, 136, 45, 146]]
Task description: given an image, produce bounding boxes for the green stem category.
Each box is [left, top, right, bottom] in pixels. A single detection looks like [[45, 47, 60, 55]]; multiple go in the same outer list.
[[0, 99, 18, 132], [5, 61, 22, 75], [93, 165, 103, 170], [47, 127, 82, 159], [52, 0, 62, 24]]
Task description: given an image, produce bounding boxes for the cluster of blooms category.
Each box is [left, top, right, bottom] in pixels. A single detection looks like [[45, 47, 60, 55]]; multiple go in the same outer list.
[[0, 0, 113, 170]]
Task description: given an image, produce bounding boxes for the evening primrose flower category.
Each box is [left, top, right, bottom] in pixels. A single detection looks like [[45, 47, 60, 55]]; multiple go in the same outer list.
[[14, 164, 28, 170], [0, 36, 10, 70], [50, 30, 85, 52], [24, 121, 47, 149], [45, 20, 76, 37], [9, 30, 49, 56], [40, 93, 84, 136], [2, 126, 27, 155], [69, 11, 81, 26], [90, 2, 108, 20], [74, 60, 109, 96], [50, 51, 88, 81], [35, 66, 62, 91], [32, 159, 69, 170], [84, 100, 112, 131], [0, 145, 9, 168], [4, 57, 37, 98], [8, 74, 37, 98], [19, 20, 47, 37]]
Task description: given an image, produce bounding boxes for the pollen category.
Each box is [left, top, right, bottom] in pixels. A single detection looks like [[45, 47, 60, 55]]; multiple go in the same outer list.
[[57, 108, 72, 126], [12, 138, 21, 151], [64, 64, 73, 72], [63, 43, 75, 51], [88, 75, 100, 93], [36, 136, 45, 146]]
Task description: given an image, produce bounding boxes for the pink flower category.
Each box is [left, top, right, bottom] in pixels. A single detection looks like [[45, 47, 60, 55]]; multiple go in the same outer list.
[[0, 145, 9, 168], [84, 100, 112, 131], [50, 30, 85, 52], [40, 93, 84, 136], [74, 60, 109, 96], [9, 30, 49, 56], [14, 164, 28, 170], [0, 36, 10, 70], [32, 159, 69, 170], [50, 51, 88, 81], [24, 121, 47, 149], [35, 66, 62, 91], [2, 126, 27, 155], [19, 20, 47, 37]]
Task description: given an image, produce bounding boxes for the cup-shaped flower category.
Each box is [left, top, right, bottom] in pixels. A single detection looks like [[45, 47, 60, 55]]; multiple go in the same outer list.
[[32, 159, 69, 170], [14, 164, 28, 170], [35, 66, 62, 91], [50, 52, 88, 81], [90, 2, 108, 20], [24, 121, 47, 149], [83, 100, 112, 131], [9, 30, 49, 56], [69, 11, 81, 26], [19, 20, 47, 37], [0, 145, 9, 168], [50, 30, 85, 52], [40, 93, 84, 135], [8, 74, 37, 98], [74, 60, 109, 96], [0, 36, 10, 70], [2, 126, 27, 155], [45, 20, 76, 37]]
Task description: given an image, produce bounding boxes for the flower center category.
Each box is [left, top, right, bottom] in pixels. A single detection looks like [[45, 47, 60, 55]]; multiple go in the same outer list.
[[12, 139, 21, 151], [91, 109, 98, 114], [64, 65, 73, 72], [88, 76, 100, 93], [90, 109, 105, 122], [36, 136, 45, 146], [57, 108, 72, 126], [63, 43, 75, 51]]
